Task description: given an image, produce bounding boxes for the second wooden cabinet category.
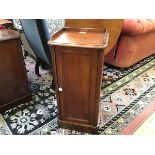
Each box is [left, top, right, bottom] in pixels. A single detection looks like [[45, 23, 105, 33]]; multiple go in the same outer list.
[[0, 29, 31, 112]]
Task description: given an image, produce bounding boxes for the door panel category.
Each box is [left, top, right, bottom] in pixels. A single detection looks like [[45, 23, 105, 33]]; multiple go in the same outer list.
[[55, 47, 99, 125]]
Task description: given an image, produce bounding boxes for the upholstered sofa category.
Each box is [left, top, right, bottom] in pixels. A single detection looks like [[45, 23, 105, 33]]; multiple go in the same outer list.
[[104, 19, 155, 68]]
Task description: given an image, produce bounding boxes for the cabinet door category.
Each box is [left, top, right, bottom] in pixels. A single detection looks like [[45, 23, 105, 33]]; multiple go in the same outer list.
[[54, 46, 103, 126]]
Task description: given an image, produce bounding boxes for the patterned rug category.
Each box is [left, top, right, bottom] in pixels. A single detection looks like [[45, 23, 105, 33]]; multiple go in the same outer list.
[[1, 52, 155, 135]]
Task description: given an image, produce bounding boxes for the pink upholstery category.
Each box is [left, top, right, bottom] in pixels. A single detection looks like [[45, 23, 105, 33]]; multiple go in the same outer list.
[[0, 25, 5, 29], [105, 19, 155, 68]]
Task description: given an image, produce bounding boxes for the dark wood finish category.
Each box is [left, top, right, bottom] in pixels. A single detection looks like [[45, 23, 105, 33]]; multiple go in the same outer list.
[[0, 29, 31, 113], [65, 19, 123, 55], [49, 27, 108, 133]]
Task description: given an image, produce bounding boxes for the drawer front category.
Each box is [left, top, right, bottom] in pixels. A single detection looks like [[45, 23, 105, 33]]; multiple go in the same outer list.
[[53, 46, 104, 125]]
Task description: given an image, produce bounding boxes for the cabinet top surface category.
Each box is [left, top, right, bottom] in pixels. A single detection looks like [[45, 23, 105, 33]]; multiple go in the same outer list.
[[48, 27, 108, 49], [0, 29, 20, 41]]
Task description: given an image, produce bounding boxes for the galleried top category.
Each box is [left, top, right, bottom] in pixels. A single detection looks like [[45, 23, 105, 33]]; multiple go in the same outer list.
[[48, 27, 109, 49]]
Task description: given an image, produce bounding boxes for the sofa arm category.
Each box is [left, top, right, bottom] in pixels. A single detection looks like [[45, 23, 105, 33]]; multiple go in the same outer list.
[[122, 19, 155, 35]]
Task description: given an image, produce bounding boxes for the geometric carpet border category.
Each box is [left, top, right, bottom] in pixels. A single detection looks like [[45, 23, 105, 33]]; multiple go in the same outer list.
[[99, 84, 155, 135], [119, 100, 155, 135]]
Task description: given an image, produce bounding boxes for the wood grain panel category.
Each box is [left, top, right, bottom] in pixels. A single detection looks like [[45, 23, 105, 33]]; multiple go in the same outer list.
[[0, 30, 31, 112], [55, 47, 100, 124]]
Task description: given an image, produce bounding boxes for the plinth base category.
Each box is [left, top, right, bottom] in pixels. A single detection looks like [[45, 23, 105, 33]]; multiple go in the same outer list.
[[58, 119, 99, 134], [0, 93, 31, 113]]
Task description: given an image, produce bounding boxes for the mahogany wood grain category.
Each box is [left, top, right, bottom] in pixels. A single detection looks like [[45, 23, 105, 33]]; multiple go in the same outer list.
[[65, 19, 123, 55], [49, 27, 107, 133], [49, 27, 108, 49], [0, 29, 31, 112]]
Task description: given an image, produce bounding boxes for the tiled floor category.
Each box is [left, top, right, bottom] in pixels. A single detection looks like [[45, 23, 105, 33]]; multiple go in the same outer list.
[[133, 111, 155, 135]]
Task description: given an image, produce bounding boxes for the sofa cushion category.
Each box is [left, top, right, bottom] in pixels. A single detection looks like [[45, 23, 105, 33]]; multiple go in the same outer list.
[[122, 19, 155, 35]]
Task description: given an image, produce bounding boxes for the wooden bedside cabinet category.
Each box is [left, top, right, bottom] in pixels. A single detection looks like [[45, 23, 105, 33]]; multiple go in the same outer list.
[[48, 27, 108, 134], [0, 29, 31, 112]]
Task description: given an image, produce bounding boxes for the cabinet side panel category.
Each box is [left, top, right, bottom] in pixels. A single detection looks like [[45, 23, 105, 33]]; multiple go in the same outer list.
[[0, 39, 31, 106]]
